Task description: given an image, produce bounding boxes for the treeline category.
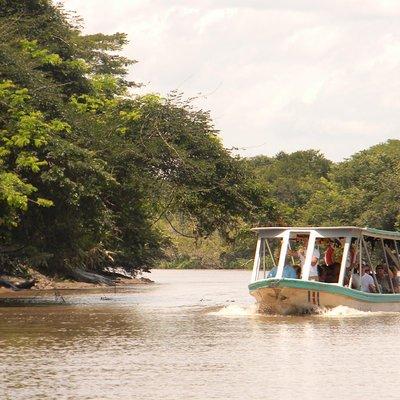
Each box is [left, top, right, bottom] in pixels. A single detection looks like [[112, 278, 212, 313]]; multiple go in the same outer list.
[[166, 142, 400, 269], [1, 1, 400, 279], [251, 140, 400, 229]]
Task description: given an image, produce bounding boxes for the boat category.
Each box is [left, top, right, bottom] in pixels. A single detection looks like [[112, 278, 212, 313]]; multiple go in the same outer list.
[[248, 226, 400, 314]]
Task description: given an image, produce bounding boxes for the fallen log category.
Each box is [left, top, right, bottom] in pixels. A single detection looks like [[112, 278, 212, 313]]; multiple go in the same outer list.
[[102, 266, 134, 280], [15, 279, 36, 289], [0, 278, 19, 291], [68, 268, 115, 286]]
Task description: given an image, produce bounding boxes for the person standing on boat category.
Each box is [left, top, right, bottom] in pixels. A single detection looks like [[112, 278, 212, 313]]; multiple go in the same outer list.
[[324, 240, 335, 266], [294, 238, 320, 280], [309, 253, 320, 280], [361, 265, 376, 293]]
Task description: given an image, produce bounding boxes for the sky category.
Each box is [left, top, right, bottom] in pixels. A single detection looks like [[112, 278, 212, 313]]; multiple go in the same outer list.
[[60, 0, 400, 161]]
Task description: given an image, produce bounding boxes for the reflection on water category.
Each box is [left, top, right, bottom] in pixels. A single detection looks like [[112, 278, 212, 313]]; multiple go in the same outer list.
[[1, 269, 400, 400]]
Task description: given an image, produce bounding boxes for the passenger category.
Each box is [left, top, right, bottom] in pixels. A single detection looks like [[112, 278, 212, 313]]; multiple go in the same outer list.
[[309, 257, 320, 281], [293, 265, 302, 279], [391, 267, 399, 293], [292, 237, 320, 268], [351, 268, 361, 290], [360, 266, 376, 293], [267, 264, 298, 279], [287, 237, 320, 280], [318, 265, 328, 282], [325, 262, 341, 283], [324, 240, 335, 267], [301, 238, 320, 280], [375, 265, 392, 293]]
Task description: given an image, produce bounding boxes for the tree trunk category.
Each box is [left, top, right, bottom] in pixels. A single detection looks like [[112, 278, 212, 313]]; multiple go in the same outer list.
[[102, 266, 134, 280], [68, 268, 115, 285], [0, 278, 19, 290]]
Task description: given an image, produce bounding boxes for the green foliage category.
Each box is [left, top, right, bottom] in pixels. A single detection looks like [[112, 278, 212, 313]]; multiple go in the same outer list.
[[247, 150, 332, 224], [0, 172, 35, 212], [263, 140, 400, 232], [0, 80, 68, 225], [316, 140, 400, 230], [20, 39, 62, 65]]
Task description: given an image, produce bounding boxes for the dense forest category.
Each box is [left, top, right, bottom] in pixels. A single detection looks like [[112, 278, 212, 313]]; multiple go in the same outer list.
[[1, 1, 400, 282]]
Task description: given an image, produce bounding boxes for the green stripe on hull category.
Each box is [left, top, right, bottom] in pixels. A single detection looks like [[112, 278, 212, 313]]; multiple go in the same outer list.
[[249, 279, 400, 303]]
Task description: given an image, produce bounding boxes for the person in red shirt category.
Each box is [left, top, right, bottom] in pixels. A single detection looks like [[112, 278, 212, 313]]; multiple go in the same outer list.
[[324, 240, 335, 266]]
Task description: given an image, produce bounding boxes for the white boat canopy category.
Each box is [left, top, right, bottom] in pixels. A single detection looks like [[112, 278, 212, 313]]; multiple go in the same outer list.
[[252, 226, 400, 241]]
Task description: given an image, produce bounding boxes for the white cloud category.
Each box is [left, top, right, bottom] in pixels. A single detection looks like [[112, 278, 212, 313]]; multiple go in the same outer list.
[[60, 0, 400, 161]]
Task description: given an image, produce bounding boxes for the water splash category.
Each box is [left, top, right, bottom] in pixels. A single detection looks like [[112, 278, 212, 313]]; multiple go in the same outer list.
[[209, 304, 398, 318], [208, 304, 257, 317], [317, 305, 387, 317]]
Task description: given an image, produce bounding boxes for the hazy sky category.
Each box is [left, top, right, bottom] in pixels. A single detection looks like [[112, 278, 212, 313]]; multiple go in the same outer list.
[[61, 0, 400, 161]]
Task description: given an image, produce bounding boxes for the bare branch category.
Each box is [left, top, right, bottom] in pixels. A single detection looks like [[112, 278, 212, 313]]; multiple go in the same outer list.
[[164, 213, 198, 239]]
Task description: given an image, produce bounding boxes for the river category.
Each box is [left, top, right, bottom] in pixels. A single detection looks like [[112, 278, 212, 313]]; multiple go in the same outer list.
[[1, 269, 399, 400]]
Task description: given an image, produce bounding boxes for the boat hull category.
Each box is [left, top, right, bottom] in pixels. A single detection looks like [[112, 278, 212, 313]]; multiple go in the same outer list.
[[249, 278, 400, 314]]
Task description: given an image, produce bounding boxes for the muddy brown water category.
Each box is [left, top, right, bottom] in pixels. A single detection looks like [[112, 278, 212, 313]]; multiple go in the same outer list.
[[1, 269, 399, 400]]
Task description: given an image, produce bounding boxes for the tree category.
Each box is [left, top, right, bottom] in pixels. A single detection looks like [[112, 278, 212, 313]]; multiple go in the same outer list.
[[247, 150, 332, 224], [299, 140, 400, 230]]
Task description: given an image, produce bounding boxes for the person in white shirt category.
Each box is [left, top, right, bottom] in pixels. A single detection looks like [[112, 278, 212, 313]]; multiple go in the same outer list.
[[294, 238, 320, 280], [308, 248, 320, 280], [360, 266, 376, 293]]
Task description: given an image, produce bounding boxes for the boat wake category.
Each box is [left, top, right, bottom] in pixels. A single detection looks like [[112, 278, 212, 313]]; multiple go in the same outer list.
[[317, 305, 394, 317], [208, 304, 398, 318], [208, 304, 257, 317]]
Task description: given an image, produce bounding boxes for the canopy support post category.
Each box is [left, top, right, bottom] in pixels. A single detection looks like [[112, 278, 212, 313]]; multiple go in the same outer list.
[[338, 236, 351, 286], [262, 239, 266, 279], [393, 240, 400, 271], [251, 237, 262, 283], [362, 237, 380, 293], [287, 240, 295, 266], [265, 239, 276, 268], [381, 238, 395, 293], [301, 231, 317, 281], [348, 237, 359, 288], [276, 230, 290, 279]]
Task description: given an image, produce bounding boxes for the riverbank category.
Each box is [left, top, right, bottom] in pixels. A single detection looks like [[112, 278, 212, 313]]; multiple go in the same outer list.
[[0, 269, 153, 297]]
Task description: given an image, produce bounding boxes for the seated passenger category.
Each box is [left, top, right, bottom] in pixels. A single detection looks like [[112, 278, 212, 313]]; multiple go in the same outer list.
[[361, 266, 376, 293], [375, 265, 392, 293], [267, 264, 298, 279], [293, 265, 302, 279]]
